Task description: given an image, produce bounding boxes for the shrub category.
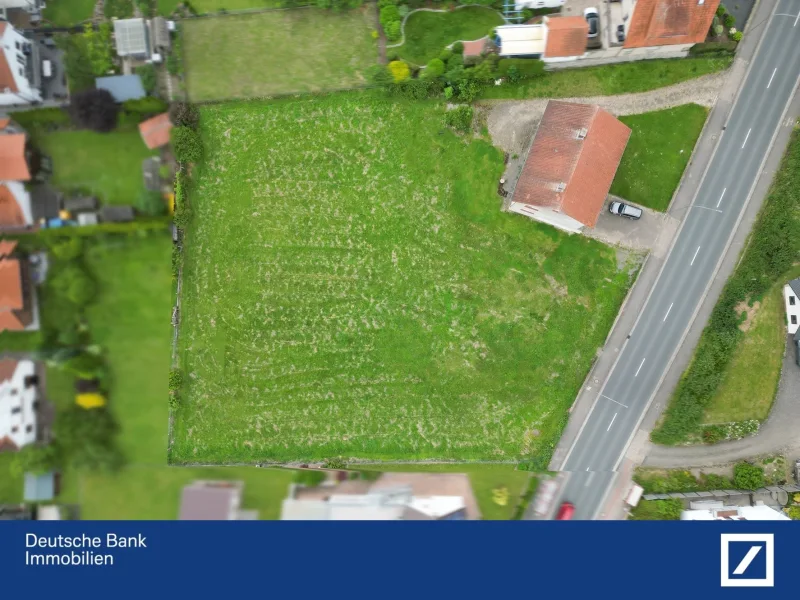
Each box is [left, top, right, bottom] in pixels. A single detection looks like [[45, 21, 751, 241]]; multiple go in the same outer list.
[[787, 506, 800, 520], [444, 105, 473, 132], [388, 60, 410, 83], [713, 23, 724, 37], [70, 89, 119, 132], [716, 4, 726, 17], [169, 102, 200, 130], [49, 236, 84, 261], [292, 469, 327, 486], [444, 86, 454, 99], [506, 65, 521, 83], [59, 35, 95, 93], [60, 352, 106, 380], [366, 64, 393, 86], [385, 20, 402, 42], [123, 96, 169, 116], [456, 79, 481, 102], [701, 424, 725, 444], [398, 4, 408, 17], [169, 368, 183, 391], [49, 264, 96, 306], [689, 41, 738, 56], [171, 126, 203, 163], [173, 203, 192, 228], [9, 108, 70, 132], [13, 444, 62, 475], [56, 405, 124, 472], [424, 58, 445, 79], [322, 457, 347, 469], [371, 29, 379, 39], [723, 14, 735, 28], [734, 462, 765, 490], [629, 499, 683, 520], [439, 48, 453, 63], [84, 22, 114, 77], [168, 394, 180, 410], [732, 31, 742, 42], [135, 64, 157, 94], [451, 41, 464, 54], [379, 5, 400, 27]]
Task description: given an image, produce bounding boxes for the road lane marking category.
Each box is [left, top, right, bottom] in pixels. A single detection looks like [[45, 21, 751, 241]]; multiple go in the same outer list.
[[693, 205, 723, 213], [606, 413, 617, 432], [635, 358, 646, 377], [768, 68, 777, 89], [601, 394, 628, 409], [691, 246, 701, 266], [796, 12, 800, 27], [716, 188, 726, 208], [584, 471, 596, 487], [663, 302, 674, 322], [742, 128, 752, 149]]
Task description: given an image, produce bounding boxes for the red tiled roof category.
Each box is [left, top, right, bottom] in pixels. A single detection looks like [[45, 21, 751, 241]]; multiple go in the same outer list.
[[0, 239, 17, 257], [0, 253, 26, 332], [624, 0, 720, 49], [544, 16, 589, 58], [462, 38, 487, 57], [0, 117, 10, 129], [0, 23, 19, 94], [514, 101, 631, 228], [139, 112, 173, 149], [0, 132, 30, 180], [0, 185, 26, 228]]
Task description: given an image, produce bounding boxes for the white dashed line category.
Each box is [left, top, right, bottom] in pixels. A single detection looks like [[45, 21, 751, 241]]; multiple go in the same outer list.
[[607, 413, 617, 432], [635, 358, 646, 377], [742, 128, 752, 149], [716, 188, 726, 208], [601, 394, 629, 409], [693, 205, 723, 214], [768, 68, 777, 89], [795, 12, 800, 27], [663, 302, 674, 322], [691, 246, 701, 266]]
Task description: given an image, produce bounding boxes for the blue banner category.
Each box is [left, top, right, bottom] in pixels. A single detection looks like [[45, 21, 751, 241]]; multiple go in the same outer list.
[[0, 521, 796, 597]]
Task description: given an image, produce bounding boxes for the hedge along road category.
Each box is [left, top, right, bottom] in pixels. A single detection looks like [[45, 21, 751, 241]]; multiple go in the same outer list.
[[555, 0, 800, 520]]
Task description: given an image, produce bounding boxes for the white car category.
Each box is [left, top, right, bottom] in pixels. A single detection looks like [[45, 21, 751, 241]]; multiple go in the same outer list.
[[584, 8, 600, 38]]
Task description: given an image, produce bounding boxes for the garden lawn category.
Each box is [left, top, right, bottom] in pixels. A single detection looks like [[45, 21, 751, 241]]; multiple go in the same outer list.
[[173, 93, 638, 464], [159, 0, 282, 14], [45, 235, 296, 519], [480, 57, 731, 100], [183, 8, 377, 101], [357, 463, 532, 520], [702, 267, 800, 424], [611, 104, 708, 212], [397, 6, 505, 65], [0, 453, 22, 503], [32, 128, 156, 207], [42, 0, 95, 26]]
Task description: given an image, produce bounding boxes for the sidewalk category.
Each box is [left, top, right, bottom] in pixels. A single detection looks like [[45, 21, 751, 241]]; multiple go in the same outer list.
[[548, 0, 776, 474]]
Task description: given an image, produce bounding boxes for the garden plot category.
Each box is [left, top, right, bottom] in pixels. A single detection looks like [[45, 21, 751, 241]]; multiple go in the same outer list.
[[182, 7, 377, 101], [173, 93, 638, 464]]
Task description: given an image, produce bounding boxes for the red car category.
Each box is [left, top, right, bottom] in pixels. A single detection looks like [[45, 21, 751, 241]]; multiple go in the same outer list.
[[555, 501, 575, 520]]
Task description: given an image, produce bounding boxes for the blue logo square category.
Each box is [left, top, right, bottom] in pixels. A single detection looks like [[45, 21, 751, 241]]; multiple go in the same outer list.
[[727, 541, 767, 580]]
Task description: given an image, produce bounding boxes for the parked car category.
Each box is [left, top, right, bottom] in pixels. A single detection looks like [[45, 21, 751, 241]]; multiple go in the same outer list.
[[617, 24, 626, 43], [584, 8, 599, 38], [609, 201, 643, 220], [556, 501, 575, 520], [795, 458, 800, 482]]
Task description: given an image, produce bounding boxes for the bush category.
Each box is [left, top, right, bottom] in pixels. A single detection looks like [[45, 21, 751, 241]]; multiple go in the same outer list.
[[70, 89, 119, 132], [56, 405, 124, 472], [171, 246, 181, 278], [701, 424, 725, 444], [49, 236, 84, 261], [169, 368, 183, 391], [322, 457, 347, 469], [716, 4, 726, 17], [723, 14, 735, 28], [424, 58, 445, 79], [136, 189, 166, 216], [171, 126, 203, 163], [506, 65, 521, 83], [49, 264, 96, 306], [13, 444, 62, 475], [451, 41, 464, 54], [397, 4, 408, 17], [629, 499, 683, 520], [167, 37, 182, 76], [168, 394, 180, 410], [388, 60, 410, 83], [123, 96, 169, 116], [689, 41, 737, 56], [60, 352, 106, 380], [456, 79, 481, 102], [135, 64, 157, 94], [169, 102, 200, 130], [733, 462, 765, 490], [385, 20, 402, 42], [444, 105, 473, 132], [84, 22, 114, 77], [439, 48, 453, 63], [380, 5, 400, 27], [173, 203, 193, 228], [9, 108, 70, 132], [731, 31, 743, 42], [787, 506, 800, 520], [292, 469, 327, 486]]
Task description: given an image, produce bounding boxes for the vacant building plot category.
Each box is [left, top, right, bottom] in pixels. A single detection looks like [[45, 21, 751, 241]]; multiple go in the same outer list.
[[183, 7, 377, 101], [173, 93, 638, 464]]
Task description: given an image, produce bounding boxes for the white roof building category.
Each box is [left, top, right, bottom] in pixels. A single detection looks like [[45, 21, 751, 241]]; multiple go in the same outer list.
[[495, 24, 547, 57], [113, 18, 150, 58], [784, 278, 800, 335], [0, 359, 39, 450], [681, 503, 790, 521]]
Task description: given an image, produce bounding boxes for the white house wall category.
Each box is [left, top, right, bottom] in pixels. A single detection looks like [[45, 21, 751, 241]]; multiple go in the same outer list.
[[0, 23, 42, 106], [0, 360, 38, 449], [4, 180, 33, 225], [784, 284, 800, 335], [509, 201, 583, 233]]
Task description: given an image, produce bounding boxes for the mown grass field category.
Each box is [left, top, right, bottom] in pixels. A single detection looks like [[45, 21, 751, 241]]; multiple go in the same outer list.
[[173, 93, 638, 464], [611, 104, 709, 212], [183, 7, 377, 101], [43, 0, 95, 26], [157, 0, 282, 16], [397, 6, 505, 65], [480, 58, 731, 100]]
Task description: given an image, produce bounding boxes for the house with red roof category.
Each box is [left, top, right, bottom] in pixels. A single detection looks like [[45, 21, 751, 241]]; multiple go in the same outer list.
[[509, 101, 631, 233], [0, 240, 36, 332], [623, 0, 720, 49], [0, 118, 36, 230], [0, 21, 43, 107]]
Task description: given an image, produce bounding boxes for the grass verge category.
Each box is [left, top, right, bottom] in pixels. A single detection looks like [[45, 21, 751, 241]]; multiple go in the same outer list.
[[183, 7, 377, 100], [397, 6, 505, 65], [611, 104, 709, 212]]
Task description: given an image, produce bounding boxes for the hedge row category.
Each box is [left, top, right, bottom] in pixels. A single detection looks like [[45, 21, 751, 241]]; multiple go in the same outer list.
[[689, 41, 738, 56], [652, 130, 800, 444]]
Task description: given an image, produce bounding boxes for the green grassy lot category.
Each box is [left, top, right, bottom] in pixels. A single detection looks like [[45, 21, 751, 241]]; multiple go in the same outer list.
[[32, 128, 156, 207], [43, 0, 95, 26], [357, 463, 532, 520], [173, 93, 637, 465], [703, 267, 800, 424], [158, 0, 282, 15], [183, 8, 377, 101], [43, 236, 296, 519], [611, 104, 708, 212], [480, 58, 731, 100], [629, 499, 682, 520], [397, 7, 505, 65], [0, 453, 22, 503]]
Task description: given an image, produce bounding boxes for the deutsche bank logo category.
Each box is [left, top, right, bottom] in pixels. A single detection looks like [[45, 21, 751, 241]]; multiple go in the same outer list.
[[720, 533, 774, 587]]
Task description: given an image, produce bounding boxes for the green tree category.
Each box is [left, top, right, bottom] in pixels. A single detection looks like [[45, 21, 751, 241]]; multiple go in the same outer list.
[[171, 126, 203, 163], [49, 265, 97, 306], [423, 58, 445, 79], [84, 22, 114, 77], [388, 60, 410, 83], [13, 444, 62, 475], [136, 64, 158, 95], [733, 462, 765, 489], [56, 405, 125, 472]]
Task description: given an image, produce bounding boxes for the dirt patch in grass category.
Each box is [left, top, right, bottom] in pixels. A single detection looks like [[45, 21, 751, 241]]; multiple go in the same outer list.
[[735, 299, 760, 332]]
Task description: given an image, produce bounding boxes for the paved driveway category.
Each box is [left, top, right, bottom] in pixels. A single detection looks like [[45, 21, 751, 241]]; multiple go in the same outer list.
[[644, 334, 800, 468], [584, 196, 679, 254]]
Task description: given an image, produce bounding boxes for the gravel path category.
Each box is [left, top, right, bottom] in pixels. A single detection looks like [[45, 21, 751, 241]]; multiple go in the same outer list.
[[643, 335, 800, 468], [486, 72, 727, 154]]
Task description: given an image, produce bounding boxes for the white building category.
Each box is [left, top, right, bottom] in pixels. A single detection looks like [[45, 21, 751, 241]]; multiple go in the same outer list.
[[784, 278, 800, 335], [0, 359, 39, 451], [0, 21, 42, 107], [681, 503, 790, 521]]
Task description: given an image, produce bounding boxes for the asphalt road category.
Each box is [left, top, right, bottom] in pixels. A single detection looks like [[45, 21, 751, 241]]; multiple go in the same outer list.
[[557, 0, 800, 520]]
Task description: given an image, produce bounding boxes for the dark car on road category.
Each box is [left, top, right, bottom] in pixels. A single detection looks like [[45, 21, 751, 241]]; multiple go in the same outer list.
[[609, 201, 643, 220]]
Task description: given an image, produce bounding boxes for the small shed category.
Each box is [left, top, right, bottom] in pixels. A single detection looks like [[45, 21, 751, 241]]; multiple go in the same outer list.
[[138, 112, 173, 149], [100, 205, 135, 223], [62, 195, 99, 213], [95, 75, 146, 102], [114, 18, 150, 58], [77, 212, 98, 227], [24, 471, 56, 502], [142, 157, 162, 192], [151, 17, 171, 51]]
